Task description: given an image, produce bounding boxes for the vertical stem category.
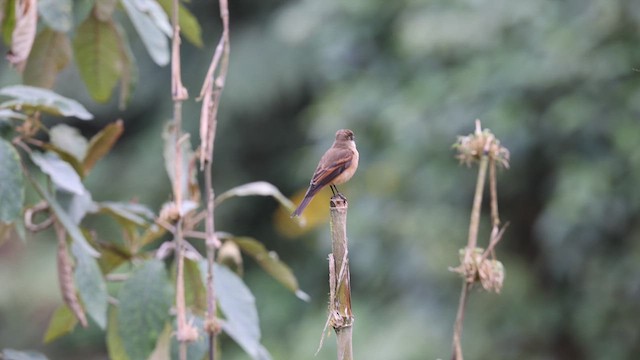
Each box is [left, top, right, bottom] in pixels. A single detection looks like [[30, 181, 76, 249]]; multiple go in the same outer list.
[[452, 137, 491, 360], [170, 1, 188, 359], [205, 165, 218, 360], [466, 154, 489, 252], [451, 282, 469, 360], [488, 158, 499, 259], [197, 1, 230, 358], [176, 218, 187, 360], [489, 158, 500, 228], [329, 196, 354, 360]]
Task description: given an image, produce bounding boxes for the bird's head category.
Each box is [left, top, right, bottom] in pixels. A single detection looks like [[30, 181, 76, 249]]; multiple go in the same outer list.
[[335, 129, 355, 142]]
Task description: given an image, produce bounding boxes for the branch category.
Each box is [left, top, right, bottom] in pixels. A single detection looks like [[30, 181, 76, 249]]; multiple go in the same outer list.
[[169, 1, 194, 358], [328, 195, 354, 360], [198, 1, 231, 359]]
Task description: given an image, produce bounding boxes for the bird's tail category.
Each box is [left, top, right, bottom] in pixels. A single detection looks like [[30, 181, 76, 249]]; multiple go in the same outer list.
[[291, 186, 319, 217], [291, 194, 313, 217]]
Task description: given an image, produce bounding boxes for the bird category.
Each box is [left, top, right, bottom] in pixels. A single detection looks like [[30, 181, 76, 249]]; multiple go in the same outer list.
[[291, 129, 359, 217]]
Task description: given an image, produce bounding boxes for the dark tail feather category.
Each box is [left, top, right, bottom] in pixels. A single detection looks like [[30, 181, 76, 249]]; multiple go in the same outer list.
[[292, 186, 320, 217], [291, 194, 313, 217]]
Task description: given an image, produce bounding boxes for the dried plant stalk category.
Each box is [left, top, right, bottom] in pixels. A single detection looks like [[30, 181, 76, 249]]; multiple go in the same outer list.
[[197, 1, 231, 359], [450, 120, 510, 360], [328, 196, 354, 360], [54, 221, 88, 328]]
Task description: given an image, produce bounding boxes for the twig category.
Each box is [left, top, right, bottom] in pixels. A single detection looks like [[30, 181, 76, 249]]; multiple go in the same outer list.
[[451, 281, 469, 360], [489, 157, 500, 228], [451, 148, 489, 360], [169, 0, 190, 358], [24, 201, 53, 232], [465, 132, 491, 255], [197, 1, 231, 359], [488, 157, 500, 259]]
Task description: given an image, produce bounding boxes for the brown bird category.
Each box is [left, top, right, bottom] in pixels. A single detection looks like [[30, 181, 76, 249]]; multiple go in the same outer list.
[[292, 129, 359, 217]]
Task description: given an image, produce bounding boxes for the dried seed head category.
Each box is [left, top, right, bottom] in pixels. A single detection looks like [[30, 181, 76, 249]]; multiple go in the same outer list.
[[479, 259, 505, 293], [450, 247, 505, 293], [453, 121, 510, 168]]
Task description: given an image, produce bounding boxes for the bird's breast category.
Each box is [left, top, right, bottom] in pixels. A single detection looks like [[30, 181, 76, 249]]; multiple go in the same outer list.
[[332, 149, 359, 185]]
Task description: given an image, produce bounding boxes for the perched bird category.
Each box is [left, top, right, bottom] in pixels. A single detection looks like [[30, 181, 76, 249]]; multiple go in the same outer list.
[[292, 129, 359, 217]]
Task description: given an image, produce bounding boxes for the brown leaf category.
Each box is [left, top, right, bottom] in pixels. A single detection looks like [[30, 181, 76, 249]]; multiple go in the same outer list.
[[6, 0, 37, 71], [83, 119, 124, 176]]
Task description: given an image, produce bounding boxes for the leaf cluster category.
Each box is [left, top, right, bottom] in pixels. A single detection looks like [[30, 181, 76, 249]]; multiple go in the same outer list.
[[0, 81, 305, 360], [0, 0, 203, 107]]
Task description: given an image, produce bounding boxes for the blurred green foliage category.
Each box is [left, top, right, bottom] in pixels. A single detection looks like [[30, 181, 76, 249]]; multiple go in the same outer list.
[[1, 0, 640, 359]]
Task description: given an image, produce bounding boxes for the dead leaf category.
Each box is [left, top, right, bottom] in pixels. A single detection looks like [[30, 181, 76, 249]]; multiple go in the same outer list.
[[7, 0, 37, 71]]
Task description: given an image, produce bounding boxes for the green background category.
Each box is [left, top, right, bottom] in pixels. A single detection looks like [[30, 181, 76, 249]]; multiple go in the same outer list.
[[1, 0, 640, 359]]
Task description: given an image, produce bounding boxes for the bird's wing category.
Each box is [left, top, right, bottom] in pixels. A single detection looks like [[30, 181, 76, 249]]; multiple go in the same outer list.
[[310, 148, 353, 188]]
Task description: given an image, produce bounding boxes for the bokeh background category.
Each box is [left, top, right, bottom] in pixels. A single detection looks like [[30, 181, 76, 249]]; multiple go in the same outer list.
[[2, 0, 640, 359]]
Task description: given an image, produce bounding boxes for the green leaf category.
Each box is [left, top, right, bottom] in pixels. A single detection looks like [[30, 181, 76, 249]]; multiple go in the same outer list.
[[43, 304, 78, 343], [216, 181, 296, 213], [116, 25, 137, 110], [30, 152, 87, 195], [0, 85, 93, 120], [73, 14, 123, 103], [42, 144, 84, 177], [97, 243, 131, 274], [1, 349, 49, 360], [121, 0, 169, 66], [173, 259, 206, 311], [149, 323, 171, 360], [0, 138, 24, 223], [99, 201, 159, 253], [107, 307, 131, 360], [50, 124, 88, 162], [35, 183, 100, 257], [156, 0, 203, 47], [233, 236, 309, 301], [23, 29, 72, 88], [83, 120, 123, 175], [2, 0, 16, 46], [99, 201, 155, 227], [38, 0, 73, 32], [118, 259, 173, 360], [72, 0, 95, 26], [0, 109, 27, 121], [72, 241, 108, 329], [200, 261, 272, 360], [56, 190, 96, 225]]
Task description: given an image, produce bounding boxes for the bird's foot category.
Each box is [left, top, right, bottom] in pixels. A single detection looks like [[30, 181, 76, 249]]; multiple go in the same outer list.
[[331, 192, 347, 202]]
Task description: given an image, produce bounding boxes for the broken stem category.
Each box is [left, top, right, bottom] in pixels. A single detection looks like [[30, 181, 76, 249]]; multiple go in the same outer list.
[[328, 196, 354, 360]]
